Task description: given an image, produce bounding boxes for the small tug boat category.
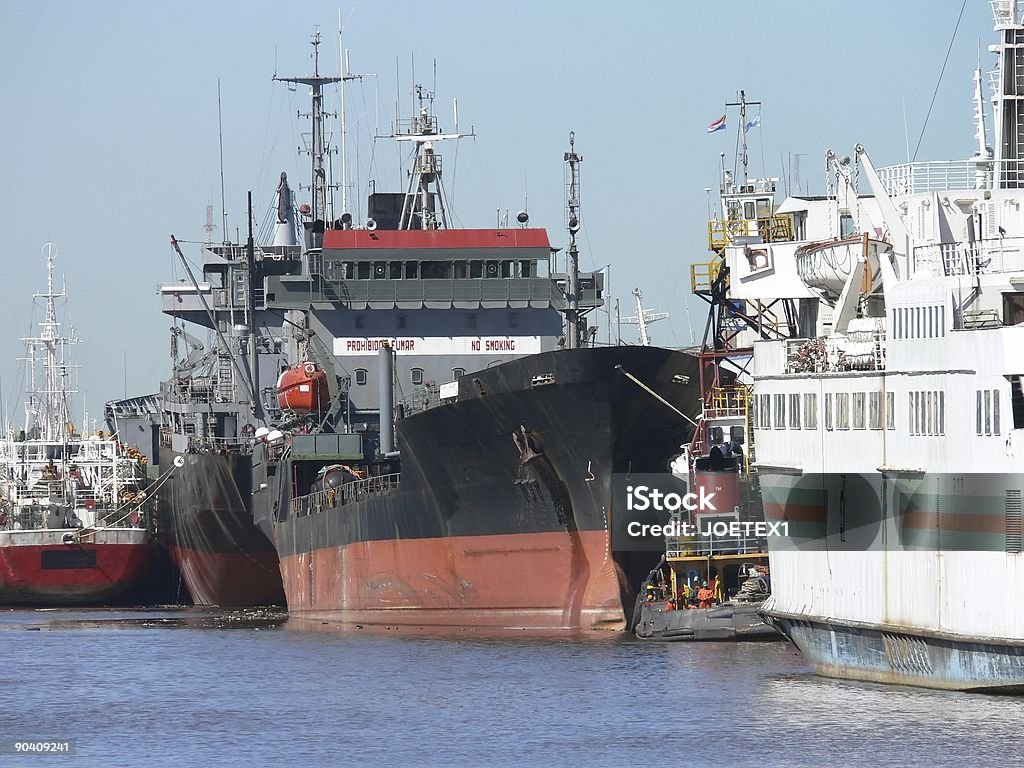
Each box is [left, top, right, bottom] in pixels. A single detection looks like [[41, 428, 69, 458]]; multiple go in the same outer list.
[[634, 387, 778, 641]]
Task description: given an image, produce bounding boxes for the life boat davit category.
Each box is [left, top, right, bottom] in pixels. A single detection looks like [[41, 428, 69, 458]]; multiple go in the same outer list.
[[276, 362, 329, 412]]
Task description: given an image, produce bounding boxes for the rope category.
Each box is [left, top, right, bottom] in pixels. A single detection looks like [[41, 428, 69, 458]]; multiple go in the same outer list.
[[614, 365, 698, 428], [70, 462, 178, 541], [912, 0, 969, 161]]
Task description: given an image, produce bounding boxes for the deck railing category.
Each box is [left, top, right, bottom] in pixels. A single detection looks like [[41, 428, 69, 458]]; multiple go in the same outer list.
[[876, 158, 1024, 196], [289, 473, 401, 518], [912, 236, 1024, 278]]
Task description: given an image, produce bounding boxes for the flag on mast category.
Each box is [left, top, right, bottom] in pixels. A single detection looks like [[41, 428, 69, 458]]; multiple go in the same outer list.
[[707, 114, 727, 133], [744, 112, 761, 132]]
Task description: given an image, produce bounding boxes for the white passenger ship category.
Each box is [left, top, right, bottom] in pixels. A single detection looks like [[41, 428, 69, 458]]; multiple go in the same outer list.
[[720, 1, 1024, 690]]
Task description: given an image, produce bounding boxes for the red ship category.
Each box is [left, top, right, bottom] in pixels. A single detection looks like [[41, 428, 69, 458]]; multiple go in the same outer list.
[[0, 246, 152, 605]]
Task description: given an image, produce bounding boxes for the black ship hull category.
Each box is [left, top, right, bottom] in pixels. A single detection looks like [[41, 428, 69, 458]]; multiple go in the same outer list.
[[157, 448, 285, 607], [256, 345, 702, 628]]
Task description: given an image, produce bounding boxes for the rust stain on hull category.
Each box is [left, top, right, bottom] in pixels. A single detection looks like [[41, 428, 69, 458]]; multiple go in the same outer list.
[[279, 529, 626, 630]]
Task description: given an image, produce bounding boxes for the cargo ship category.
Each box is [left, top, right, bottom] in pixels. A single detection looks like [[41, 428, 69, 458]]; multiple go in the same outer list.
[[157, 33, 704, 626], [155, 31, 702, 625], [0, 246, 152, 605], [154, 220, 288, 606], [726, 0, 1024, 691]]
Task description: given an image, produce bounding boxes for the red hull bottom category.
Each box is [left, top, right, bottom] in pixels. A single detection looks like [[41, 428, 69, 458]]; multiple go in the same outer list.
[[0, 539, 150, 606], [278, 530, 628, 630], [167, 545, 286, 607]]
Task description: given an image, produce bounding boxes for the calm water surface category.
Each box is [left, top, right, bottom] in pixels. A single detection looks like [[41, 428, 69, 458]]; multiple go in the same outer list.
[[0, 608, 1017, 767]]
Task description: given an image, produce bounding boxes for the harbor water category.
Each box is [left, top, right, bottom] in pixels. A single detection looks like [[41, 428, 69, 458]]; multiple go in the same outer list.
[[1, 608, 1017, 767]]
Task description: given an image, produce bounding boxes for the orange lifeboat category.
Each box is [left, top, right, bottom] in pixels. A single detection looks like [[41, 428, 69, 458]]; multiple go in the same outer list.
[[276, 362, 329, 413]]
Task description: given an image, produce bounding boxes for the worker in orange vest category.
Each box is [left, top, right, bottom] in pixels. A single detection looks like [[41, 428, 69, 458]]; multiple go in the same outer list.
[[697, 579, 717, 609]]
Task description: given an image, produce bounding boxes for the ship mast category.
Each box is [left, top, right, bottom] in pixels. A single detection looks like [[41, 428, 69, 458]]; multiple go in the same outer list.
[[563, 132, 584, 349], [20, 244, 78, 443], [973, 48, 994, 189], [393, 84, 472, 230], [622, 289, 669, 347], [274, 30, 342, 228], [725, 90, 760, 182]]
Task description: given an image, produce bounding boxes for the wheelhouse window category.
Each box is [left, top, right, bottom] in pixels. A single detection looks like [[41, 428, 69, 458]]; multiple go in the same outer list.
[[354, 368, 368, 386], [421, 261, 451, 279], [411, 368, 425, 386], [452, 367, 466, 379]]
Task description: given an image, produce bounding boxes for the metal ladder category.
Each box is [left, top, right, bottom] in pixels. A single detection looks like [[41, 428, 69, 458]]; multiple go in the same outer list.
[[216, 354, 234, 402]]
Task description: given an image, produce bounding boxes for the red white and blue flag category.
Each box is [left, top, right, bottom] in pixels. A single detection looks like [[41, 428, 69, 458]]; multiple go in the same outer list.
[[707, 114, 727, 133]]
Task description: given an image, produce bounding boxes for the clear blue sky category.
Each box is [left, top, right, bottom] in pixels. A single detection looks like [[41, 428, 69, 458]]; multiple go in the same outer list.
[[0, 0, 994, 423]]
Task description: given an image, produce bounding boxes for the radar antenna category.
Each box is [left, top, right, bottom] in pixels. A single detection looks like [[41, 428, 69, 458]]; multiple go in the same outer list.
[[391, 83, 474, 230]]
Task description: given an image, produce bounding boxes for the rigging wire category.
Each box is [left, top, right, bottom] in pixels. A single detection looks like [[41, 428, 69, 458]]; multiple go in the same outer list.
[[912, 0, 969, 162]]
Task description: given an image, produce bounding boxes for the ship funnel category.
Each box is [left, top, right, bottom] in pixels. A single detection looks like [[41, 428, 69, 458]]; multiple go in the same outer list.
[[379, 343, 396, 455]]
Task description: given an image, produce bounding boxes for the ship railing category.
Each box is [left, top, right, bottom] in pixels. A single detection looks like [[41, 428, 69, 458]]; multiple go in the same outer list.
[[156, 428, 252, 454], [705, 385, 750, 420], [289, 473, 401, 517], [187, 436, 253, 455], [160, 377, 218, 405], [912, 236, 1024, 278], [690, 257, 724, 293], [398, 384, 442, 416], [875, 158, 1024, 196], [666, 534, 768, 559], [285, 277, 598, 312], [785, 323, 886, 374], [707, 216, 794, 252]]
